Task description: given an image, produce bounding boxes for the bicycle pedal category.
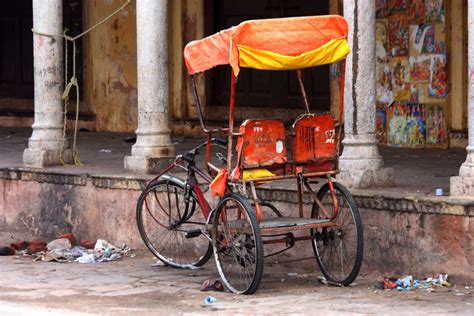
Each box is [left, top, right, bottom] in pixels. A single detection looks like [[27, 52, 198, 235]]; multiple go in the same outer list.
[[185, 229, 202, 239]]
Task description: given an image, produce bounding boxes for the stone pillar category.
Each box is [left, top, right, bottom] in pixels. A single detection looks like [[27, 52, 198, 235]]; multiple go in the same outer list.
[[450, 0, 474, 196], [337, 0, 394, 188], [124, 0, 175, 173], [23, 0, 71, 167]]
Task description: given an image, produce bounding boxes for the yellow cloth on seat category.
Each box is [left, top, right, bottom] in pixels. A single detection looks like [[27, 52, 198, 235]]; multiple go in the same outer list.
[[242, 169, 276, 180]]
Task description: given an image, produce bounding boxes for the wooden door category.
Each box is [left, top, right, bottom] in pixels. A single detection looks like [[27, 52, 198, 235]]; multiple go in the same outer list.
[[0, 0, 83, 100]]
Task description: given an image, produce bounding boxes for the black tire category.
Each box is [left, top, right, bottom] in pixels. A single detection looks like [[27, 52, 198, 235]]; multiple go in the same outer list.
[[136, 178, 212, 268], [311, 182, 363, 285], [212, 193, 264, 294]]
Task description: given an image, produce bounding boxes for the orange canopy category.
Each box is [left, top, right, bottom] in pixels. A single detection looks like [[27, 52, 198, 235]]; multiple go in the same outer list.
[[184, 15, 349, 76]]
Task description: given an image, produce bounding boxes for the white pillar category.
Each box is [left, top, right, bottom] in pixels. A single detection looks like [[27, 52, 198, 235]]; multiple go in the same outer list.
[[23, 0, 71, 166], [450, 0, 474, 196], [125, 0, 175, 174], [338, 0, 394, 188]]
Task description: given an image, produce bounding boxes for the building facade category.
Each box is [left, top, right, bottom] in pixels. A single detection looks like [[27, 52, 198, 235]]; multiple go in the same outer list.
[[0, 0, 473, 194]]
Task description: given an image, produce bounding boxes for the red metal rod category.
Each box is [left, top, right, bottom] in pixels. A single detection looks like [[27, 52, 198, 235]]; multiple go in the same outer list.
[[227, 72, 236, 172], [228, 170, 339, 184]]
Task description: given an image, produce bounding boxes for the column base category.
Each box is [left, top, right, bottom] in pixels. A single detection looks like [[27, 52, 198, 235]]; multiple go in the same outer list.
[[450, 176, 474, 196], [23, 148, 72, 167], [337, 166, 394, 189], [124, 155, 175, 174]]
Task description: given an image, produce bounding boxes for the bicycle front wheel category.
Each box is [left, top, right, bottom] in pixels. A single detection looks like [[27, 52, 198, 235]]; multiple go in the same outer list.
[[212, 193, 264, 294], [311, 182, 363, 285], [136, 178, 212, 268]]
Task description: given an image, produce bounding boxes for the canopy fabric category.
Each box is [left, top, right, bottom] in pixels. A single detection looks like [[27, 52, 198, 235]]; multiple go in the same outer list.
[[184, 15, 349, 76]]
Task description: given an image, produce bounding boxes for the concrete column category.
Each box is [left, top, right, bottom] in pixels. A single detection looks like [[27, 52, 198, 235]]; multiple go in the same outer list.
[[23, 0, 71, 167], [124, 0, 175, 173], [450, 0, 474, 196], [337, 0, 394, 188]]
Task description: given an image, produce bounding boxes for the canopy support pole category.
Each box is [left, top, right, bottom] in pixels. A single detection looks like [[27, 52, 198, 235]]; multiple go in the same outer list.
[[227, 73, 236, 171], [296, 70, 310, 113]]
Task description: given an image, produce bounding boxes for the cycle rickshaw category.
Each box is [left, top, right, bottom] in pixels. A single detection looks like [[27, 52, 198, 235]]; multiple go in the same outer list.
[[137, 15, 363, 295]]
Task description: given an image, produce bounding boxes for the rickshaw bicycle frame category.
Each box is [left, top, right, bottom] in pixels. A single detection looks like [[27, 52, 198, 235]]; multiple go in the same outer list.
[[136, 15, 363, 295]]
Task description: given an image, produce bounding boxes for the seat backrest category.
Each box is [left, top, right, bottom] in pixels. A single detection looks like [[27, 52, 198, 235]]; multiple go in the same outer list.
[[237, 119, 287, 168], [292, 114, 337, 163]]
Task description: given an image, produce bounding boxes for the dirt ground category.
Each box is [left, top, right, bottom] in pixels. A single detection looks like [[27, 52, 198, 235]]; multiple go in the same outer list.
[[0, 251, 472, 315]]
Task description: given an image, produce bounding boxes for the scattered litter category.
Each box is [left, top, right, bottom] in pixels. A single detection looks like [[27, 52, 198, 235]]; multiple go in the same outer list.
[[99, 149, 112, 153], [203, 296, 217, 305], [435, 188, 444, 196], [287, 272, 298, 277], [47, 238, 72, 251], [376, 274, 451, 291], [75, 253, 96, 264], [200, 280, 224, 292], [11, 234, 134, 264], [317, 276, 343, 287]]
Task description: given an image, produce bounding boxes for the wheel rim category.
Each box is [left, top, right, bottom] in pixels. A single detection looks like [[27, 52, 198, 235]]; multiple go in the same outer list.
[[139, 182, 210, 267], [213, 197, 260, 294], [313, 187, 360, 283]]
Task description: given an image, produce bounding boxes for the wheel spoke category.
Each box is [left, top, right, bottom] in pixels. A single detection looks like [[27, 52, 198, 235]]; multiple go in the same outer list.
[[312, 182, 363, 285], [137, 180, 212, 268]]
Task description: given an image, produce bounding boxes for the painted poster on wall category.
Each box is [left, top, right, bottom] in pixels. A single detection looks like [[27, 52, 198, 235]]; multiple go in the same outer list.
[[391, 57, 410, 101], [376, 0, 388, 18], [425, 0, 445, 23], [409, 24, 434, 56], [377, 62, 394, 104], [388, 0, 408, 13], [405, 104, 426, 147], [417, 84, 441, 104], [376, 109, 387, 144], [408, 0, 425, 24], [409, 56, 431, 82], [376, 19, 389, 56], [388, 13, 409, 56], [388, 103, 426, 147], [388, 102, 408, 146], [426, 104, 447, 147], [429, 54, 448, 97], [433, 24, 446, 54]]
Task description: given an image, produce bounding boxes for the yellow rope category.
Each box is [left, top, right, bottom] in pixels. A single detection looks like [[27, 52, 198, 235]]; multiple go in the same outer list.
[[32, 0, 132, 166]]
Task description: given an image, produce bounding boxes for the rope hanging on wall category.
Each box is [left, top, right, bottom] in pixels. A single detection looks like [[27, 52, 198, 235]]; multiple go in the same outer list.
[[31, 0, 132, 166]]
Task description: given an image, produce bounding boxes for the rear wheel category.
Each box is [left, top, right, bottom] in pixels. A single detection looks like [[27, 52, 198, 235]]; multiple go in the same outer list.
[[136, 179, 212, 268], [212, 193, 264, 294], [311, 182, 363, 285]]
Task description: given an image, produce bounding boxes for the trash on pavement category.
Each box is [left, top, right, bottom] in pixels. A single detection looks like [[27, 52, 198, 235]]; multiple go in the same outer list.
[[377, 274, 451, 291], [203, 296, 217, 305], [75, 253, 96, 264], [47, 238, 72, 251], [10, 234, 134, 264], [200, 279, 224, 292]]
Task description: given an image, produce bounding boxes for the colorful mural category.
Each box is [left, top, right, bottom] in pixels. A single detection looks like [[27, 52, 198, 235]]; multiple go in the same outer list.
[[376, 0, 447, 148]]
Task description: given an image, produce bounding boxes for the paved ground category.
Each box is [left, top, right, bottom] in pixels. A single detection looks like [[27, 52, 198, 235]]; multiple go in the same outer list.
[[0, 252, 472, 315]]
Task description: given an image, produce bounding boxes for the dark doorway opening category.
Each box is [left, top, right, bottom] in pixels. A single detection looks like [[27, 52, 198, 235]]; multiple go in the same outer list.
[[205, 0, 330, 112], [0, 0, 83, 101]]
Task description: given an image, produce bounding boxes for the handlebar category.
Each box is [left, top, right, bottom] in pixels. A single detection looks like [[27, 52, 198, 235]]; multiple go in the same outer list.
[[177, 137, 228, 165]]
